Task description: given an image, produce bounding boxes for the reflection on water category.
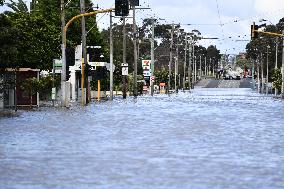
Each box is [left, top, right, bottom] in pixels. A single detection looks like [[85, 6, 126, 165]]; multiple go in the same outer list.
[[0, 89, 284, 189]]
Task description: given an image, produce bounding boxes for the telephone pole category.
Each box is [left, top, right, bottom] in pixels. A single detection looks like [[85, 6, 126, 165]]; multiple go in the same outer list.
[[60, 0, 67, 107], [168, 24, 174, 93], [199, 55, 202, 79], [80, 0, 87, 105], [122, 16, 127, 99], [192, 45, 195, 84], [183, 34, 188, 90], [109, 11, 114, 100], [150, 18, 155, 96], [132, 5, 138, 97], [188, 42, 192, 89], [266, 46, 269, 95], [275, 37, 278, 95], [175, 30, 179, 93], [261, 53, 264, 94], [281, 30, 284, 99]]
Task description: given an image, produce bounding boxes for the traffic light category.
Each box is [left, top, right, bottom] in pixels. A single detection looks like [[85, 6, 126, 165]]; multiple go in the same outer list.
[[251, 23, 259, 39], [129, 0, 139, 6], [115, 0, 129, 16]]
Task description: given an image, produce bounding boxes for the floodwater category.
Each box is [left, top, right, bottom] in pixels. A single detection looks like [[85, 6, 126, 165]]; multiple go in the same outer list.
[[0, 88, 284, 189]]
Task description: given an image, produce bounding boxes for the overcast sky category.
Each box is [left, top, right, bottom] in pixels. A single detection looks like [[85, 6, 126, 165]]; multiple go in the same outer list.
[[1, 0, 284, 54]]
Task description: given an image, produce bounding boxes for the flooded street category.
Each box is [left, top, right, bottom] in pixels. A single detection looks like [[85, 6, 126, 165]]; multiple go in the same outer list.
[[1, 88, 284, 189]]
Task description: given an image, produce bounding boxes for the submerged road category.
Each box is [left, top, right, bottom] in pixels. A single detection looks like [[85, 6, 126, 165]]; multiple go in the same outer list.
[[0, 88, 284, 189]]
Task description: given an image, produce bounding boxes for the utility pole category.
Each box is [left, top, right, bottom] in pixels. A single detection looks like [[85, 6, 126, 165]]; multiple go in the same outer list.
[[109, 11, 114, 100], [122, 16, 127, 99], [205, 57, 207, 77], [150, 18, 155, 96], [194, 53, 197, 82], [132, 5, 138, 97], [266, 46, 269, 95], [175, 29, 179, 93], [60, 0, 67, 107], [261, 52, 264, 94], [80, 0, 87, 105], [188, 43, 192, 89], [192, 45, 195, 84], [168, 24, 174, 93], [275, 37, 278, 95], [252, 59, 255, 90], [183, 34, 188, 90], [209, 58, 212, 76], [257, 58, 260, 93], [281, 30, 284, 99], [199, 55, 202, 79]]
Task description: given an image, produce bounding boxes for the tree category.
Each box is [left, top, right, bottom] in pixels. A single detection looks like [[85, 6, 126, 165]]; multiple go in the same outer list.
[[206, 45, 221, 72], [272, 68, 282, 92], [0, 14, 18, 69], [6, 0, 28, 13], [236, 59, 250, 69]]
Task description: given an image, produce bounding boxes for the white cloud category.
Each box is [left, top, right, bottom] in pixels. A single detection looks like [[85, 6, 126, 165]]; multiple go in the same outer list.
[[254, 0, 284, 13]]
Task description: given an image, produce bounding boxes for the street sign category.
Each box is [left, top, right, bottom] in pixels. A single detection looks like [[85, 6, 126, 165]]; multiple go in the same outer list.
[[143, 85, 149, 91], [51, 88, 56, 100], [53, 59, 62, 69], [142, 60, 151, 67], [122, 63, 128, 76], [150, 76, 155, 81], [143, 70, 151, 77], [89, 62, 107, 67], [142, 60, 151, 77]]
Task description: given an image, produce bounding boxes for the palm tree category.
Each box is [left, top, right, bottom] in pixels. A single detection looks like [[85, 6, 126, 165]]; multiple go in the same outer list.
[[6, 0, 28, 13]]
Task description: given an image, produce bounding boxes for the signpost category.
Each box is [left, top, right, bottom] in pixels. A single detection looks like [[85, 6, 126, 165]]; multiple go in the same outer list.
[[142, 60, 151, 77], [122, 63, 128, 76]]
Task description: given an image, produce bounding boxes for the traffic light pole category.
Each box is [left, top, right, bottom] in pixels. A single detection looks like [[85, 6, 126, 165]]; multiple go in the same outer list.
[[61, 8, 114, 107]]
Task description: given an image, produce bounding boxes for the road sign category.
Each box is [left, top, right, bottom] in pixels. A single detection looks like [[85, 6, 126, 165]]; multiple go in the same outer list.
[[143, 85, 149, 91], [150, 76, 155, 81], [51, 88, 56, 100], [53, 59, 62, 69], [122, 63, 128, 76], [142, 60, 151, 66], [143, 70, 151, 77], [142, 60, 151, 77]]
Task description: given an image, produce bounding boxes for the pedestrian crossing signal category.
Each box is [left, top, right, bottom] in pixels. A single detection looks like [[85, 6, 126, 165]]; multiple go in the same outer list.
[[115, 0, 129, 16]]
